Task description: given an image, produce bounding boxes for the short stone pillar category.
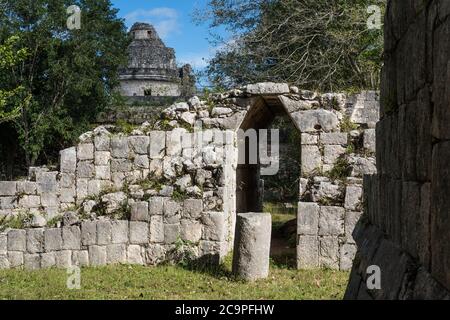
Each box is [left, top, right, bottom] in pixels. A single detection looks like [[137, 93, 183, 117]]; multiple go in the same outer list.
[[232, 212, 272, 281]]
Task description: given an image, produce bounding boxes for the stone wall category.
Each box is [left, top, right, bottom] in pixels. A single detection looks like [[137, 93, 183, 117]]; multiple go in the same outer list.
[[344, 1, 450, 299], [0, 83, 379, 271]]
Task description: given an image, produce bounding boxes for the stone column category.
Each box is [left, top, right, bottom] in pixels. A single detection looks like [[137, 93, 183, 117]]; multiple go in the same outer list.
[[232, 212, 271, 281]]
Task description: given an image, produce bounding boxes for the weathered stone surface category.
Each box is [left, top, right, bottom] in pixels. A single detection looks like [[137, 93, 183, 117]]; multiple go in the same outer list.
[[111, 220, 129, 244], [182, 199, 203, 219], [8, 251, 23, 268], [301, 133, 319, 145], [232, 212, 271, 281], [164, 224, 180, 244], [319, 206, 345, 236], [149, 131, 166, 159], [0, 255, 10, 269], [149, 197, 164, 215], [127, 245, 144, 265], [24, 253, 41, 270], [245, 82, 290, 95], [129, 222, 149, 244], [77, 144, 94, 161], [44, 228, 62, 251], [301, 145, 322, 174], [62, 226, 81, 250], [94, 134, 110, 151], [41, 252, 56, 268], [297, 202, 319, 235], [319, 236, 339, 269], [0, 233, 6, 255], [72, 250, 89, 267], [18, 195, 41, 208], [344, 186, 363, 211], [164, 200, 181, 224], [291, 109, 339, 132], [323, 145, 346, 165], [81, 221, 97, 246], [60, 147, 77, 173], [202, 212, 225, 241], [128, 136, 150, 155], [8, 229, 26, 252], [0, 196, 16, 209], [180, 220, 202, 243], [0, 181, 16, 196], [41, 192, 59, 207], [36, 172, 58, 194], [131, 201, 149, 221], [97, 220, 112, 245], [17, 181, 37, 195], [321, 133, 348, 145], [340, 243, 357, 271], [149, 215, 164, 243], [56, 250, 72, 268], [77, 161, 95, 178], [26, 229, 44, 254], [89, 245, 107, 266], [146, 244, 166, 265], [363, 129, 376, 153], [111, 136, 129, 158], [106, 244, 127, 264], [345, 211, 361, 243]]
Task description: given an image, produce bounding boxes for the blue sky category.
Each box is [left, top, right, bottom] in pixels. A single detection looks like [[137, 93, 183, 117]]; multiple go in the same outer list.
[[111, 0, 228, 80]]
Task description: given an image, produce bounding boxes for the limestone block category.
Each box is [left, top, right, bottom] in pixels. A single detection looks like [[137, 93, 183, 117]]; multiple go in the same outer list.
[[129, 222, 149, 244], [44, 228, 62, 252], [101, 192, 127, 214], [311, 180, 343, 203], [146, 244, 166, 265], [211, 107, 233, 117], [95, 166, 111, 180], [41, 252, 56, 268], [345, 211, 361, 243], [202, 212, 226, 241], [297, 235, 319, 269], [62, 212, 79, 227], [41, 192, 59, 207], [149, 131, 166, 159], [149, 159, 163, 178], [319, 236, 339, 269], [182, 199, 203, 219], [77, 161, 95, 178], [344, 186, 363, 211], [149, 215, 164, 243], [164, 224, 180, 244], [363, 129, 376, 153], [8, 251, 23, 268], [88, 245, 107, 266], [76, 179, 88, 201], [324, 145, 346, 165], [134, 155, 149, 170], [149, 197, 164, 215], [81, 221, 97, 246], [0, 181, 16, 196], [62, 226, 81, 250], [297, 202, 319, 235], [166, 128, 186, 156], [127, 245, 144, 265], [0, 197, 16, 210], [97, 220, 112, 245], [60, 147, 77, 173], [180, 220, 202, 243], [164, 200, 181, 224], [36, 172, 58, 193], [111, 159, 132, 172], [8, 229, 26, 252], [0, 233, 6, 255], [55, 251, 71, 268], [131, 201, 149, 222], [244, 82, 290, 95], [111, 221, 129, 244], [18, 195, 41, 208], [340, 243, 357, 271], [26, 229, 44, 254], [17, 181, 37, 195], [106, 244, 127, 264], [95, 151, 111, 166], [301, 133, 319, 145], [72, 250, 89, 267], [350, 156, 377, 177], [321, 133, 348, 145], [181, 111, 196, 125], [77, 144, 94, 161], [31, 212, 47, 228], [232, 212, 271, 281], [319, 206, 345, 236], [111, 136, 129, 159], [291, 109, 339, 133], [279, 95, 318, 113], [301, 145, 322, 175], [94, 134, 110, 151], [128, 136, 150, 155], [24, 253, 41, 270], [0, 255, 9, 269], [60, 187, 76, 203]]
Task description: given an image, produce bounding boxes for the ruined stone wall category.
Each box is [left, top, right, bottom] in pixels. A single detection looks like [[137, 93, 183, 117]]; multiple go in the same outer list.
[[345, 1, 450, 299], [119, 80, 181, 97]]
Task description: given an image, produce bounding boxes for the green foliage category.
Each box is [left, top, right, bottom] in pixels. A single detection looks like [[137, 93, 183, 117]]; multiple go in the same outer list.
[[327, 156, 352, 181], [340, 115, 359, 132], [196, 0, 385, 92], [0, 0, 130, 173], [0, 212, 32, 232], [172, 187, 190, 202], [46, 215, 63, 228], [115, 119, 136, 135]]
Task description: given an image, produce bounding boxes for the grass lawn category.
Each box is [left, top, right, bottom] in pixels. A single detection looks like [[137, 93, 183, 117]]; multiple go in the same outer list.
[[0, 255, 349, 300]]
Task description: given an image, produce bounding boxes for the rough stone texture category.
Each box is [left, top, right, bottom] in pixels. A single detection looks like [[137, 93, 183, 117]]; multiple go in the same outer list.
[[26, 229, 44, 254], [62, 226, 81, 250], [106, 244, 127, 264], [301, 145, 322, 174], [111, 221, 129, 244], [127, 245, 144, 265], [297, 202, 319, 235], [131, 202, 149, 221], [232, 213, 271, 281], [81, 221, 97, 246], [129, 222, 149, 244], [44, 228, 62, 252], [8, 230, 26, 252], [149, 215, 164, 243], [319, 207, 344, 236], [89, 245, 107, 266], [24, 253, 41, 270]]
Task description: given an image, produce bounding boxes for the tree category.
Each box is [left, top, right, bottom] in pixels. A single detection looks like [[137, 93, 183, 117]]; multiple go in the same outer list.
[[0, 0, 129, 175], [196, 0, 385, 92]]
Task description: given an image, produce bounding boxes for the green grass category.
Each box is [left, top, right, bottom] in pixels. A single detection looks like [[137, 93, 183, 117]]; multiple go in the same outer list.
[[0, 256, 349, 300]]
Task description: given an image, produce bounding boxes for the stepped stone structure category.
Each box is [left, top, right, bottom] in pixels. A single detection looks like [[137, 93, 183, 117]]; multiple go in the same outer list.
[[118, 22, 195, 98], [344, 0, 450, 299], [0, 83, 379, 270]]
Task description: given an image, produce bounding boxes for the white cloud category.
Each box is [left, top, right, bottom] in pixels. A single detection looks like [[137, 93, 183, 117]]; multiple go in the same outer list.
[[124, 7, 180, 39]]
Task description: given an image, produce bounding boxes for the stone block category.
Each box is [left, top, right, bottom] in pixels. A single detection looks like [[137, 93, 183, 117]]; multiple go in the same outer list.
[[149, 131, 166, 159], [77, 144, 94, 161], [344, 186, 363, 211], [81, 221, 97, 246], [40, 252, 56, 268], [363, 129, 376, 153], [301, 145, 322, 175], [202, 212, 226, 241], [149, 215, 164, 243], [149, 197, 164, 215], [244, 82, 290, 94], [297, 235, 319, 269], [60, 187, 76, 203], [62, 226, 81, 250], [129, 136, 150, 155], [0, 181, 16, 196], [76, 179, 88, 201], [319, 206, 345, 236], [146, 244, 166, 265], [319, 236, 339, 269], [0, 255, 9, 269], [36, 172, 58, 194], [321, 133, 348, 145], [134, 155, 149, 169], [72, 250, 89, 267], [95, 166, 111, 180], [44, 228, 62, 252], [166, 129, 184, 156], [8, 251, 24, 268], [131, 201, 149, 222], [111, 220, 129, 244], [17, 181, 37, 195], [0, 197, 16, 209], [111, 159, 132, 172], [8, 229, 26, 252], [301, 133, 319, 145], [89, 245, 107, 266], [94, 134, 110, 151], [60, 147, 77, 173], [106, 244, 127, 264], [164, 224, 180, 244], [180, 220, 202, 243], [182, 199, 203, 219], [291, 109, 339, 133], [345, 211, 361, 243], [340, 243, 357, 271], [127, 245, 144, 265], [97, 220, 112, 245], [18, 195, 41, 208], [24, 253, 41, 270], [323, 145, 346, 165], [41, 192, 59, 207], [77, 161, 95, 178], [129, 222, 149, 244], [297, 202, 319, 235], [55, 250, 72, 268], [164, 200, 181, 224], [95, 151, 111, 166], [0, 233, 6, 255], [111, 136, 129, 158], [26, 228, 44, 254]]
